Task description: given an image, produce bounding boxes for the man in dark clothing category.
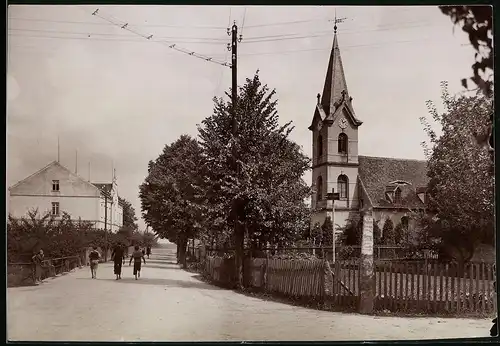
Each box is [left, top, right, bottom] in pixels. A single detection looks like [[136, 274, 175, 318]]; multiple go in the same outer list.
[[129, 245, 146, 280], [111, 244, 125, 280], [146, 246, 151, 259]]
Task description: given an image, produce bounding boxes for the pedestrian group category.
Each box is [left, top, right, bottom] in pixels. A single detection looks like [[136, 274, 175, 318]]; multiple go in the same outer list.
[[86, 244, 151, 280]]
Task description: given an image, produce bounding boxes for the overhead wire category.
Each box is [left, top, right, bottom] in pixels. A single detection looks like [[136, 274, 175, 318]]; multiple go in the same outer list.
[[215, 7, 233, 95], [87, 8, 231, 67], [8, 16, 226, 29], [8, 28, 227, 44]]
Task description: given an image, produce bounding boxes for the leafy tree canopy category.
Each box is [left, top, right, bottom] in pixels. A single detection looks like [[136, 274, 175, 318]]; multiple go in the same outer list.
[[418, 82, 494, 263]]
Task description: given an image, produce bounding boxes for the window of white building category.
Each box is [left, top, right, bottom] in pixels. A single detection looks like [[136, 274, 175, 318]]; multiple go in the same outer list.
[[52, 180, 60, 191], [51, 202, 60, 216]]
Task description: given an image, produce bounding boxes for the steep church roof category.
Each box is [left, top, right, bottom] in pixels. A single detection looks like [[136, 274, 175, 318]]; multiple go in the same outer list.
[[358, 156, 429, 209], [309, 30, 362, 130], [321, 32, 350, 117]]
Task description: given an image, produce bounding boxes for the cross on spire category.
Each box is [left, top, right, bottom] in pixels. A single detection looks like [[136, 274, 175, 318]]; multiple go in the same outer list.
[[331, 9, 347, 34]]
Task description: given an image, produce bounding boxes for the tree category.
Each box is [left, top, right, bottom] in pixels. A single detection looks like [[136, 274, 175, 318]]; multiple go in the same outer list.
[[439, 6, 493, 152], [197, 72, 311, 287], [139, 135, 205, 268], [340, 218, 363, 246], [381, 218, 394, 245], [119, 197, 138, 231], [418, 82, 494, 265]]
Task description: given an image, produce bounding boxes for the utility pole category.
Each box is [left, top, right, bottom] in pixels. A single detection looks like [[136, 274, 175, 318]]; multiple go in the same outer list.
[[227, 20, 242, 135], [227, 21, 244, 286]]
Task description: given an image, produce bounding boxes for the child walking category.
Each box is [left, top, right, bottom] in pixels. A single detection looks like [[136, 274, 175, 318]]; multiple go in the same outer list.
[[129, 245, 146, 280], [89, 246, 100, 279]]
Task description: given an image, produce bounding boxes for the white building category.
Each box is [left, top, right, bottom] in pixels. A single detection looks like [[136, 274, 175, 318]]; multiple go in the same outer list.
[[8, 161, 124, 232]]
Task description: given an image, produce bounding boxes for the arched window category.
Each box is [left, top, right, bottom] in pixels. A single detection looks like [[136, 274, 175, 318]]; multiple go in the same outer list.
[[394, 187, 402, 204], [317, 134, 323, 158], [338, 133, 348, 154], [337, 174, 348, 200], [316, 176, 323, 201]]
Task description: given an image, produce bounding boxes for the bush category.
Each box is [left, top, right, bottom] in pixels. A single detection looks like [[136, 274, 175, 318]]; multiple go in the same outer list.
[[7, 209, 123, 262]]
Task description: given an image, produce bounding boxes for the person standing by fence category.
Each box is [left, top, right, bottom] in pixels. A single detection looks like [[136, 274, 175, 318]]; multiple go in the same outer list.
[[89, 247, 100, 279], [129, 245, 146, 280], [32, 249, 45, 285], [112, 244, 125, 280]]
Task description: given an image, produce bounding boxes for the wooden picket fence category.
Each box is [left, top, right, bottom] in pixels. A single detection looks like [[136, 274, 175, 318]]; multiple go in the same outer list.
[[328, 259, 497, 315], [204, 256, 496, 316]]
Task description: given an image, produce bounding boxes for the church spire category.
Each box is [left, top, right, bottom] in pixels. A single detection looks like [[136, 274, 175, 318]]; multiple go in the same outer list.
[[320, 22, 350, 117]]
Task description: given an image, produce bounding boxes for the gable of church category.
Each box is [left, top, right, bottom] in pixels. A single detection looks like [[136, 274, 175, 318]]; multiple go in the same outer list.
[[358, 156, 428, 209]]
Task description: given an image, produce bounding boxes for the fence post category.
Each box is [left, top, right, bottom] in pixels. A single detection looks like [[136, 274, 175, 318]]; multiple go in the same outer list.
[[359, 209, 375, 314]]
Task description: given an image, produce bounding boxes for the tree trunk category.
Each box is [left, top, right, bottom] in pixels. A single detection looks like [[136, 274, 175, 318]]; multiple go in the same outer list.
[[178, 236, 188, 269], [234, 224, 245, 289]]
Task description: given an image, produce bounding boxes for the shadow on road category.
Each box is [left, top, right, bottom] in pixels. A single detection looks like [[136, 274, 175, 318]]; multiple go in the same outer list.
[[145, 260, 178, 266], [141, 264, 180, 270], [95, 277, 223, 290]]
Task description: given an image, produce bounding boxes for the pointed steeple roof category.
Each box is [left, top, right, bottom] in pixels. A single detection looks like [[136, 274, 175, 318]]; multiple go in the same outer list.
[[321, 32, 349, 117]]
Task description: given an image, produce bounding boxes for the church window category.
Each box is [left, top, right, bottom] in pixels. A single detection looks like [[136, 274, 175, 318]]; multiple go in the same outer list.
[[337, 175, 348, 200], [317, 134, 323, 158], [338, 133, 348, 154], [394, 187, 402, 204], [317, 176, 323, 201]]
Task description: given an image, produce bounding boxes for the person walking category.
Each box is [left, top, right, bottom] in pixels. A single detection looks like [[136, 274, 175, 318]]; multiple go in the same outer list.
[[129, 245, 146, 280], [32, 249, 45, 285], [89, 246, 101, 279], [111, 244, 125, 280], [146, 246, 151, 259]]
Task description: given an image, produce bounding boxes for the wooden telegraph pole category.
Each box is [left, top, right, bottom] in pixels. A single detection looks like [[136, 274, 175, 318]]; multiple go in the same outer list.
[[326, 188, 340, 263], [227, 21, 244, 287]]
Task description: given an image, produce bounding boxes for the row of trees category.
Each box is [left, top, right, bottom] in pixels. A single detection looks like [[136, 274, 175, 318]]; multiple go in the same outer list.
[[7, 196, 156, 262], [140, 73, 312, 284]]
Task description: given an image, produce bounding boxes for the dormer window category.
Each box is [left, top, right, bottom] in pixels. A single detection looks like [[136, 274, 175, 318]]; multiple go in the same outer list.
[[52, 180, 60, 192], [416, 186, 427, 203], [394, 187, 402, 204], [338, 133, 348, 154]]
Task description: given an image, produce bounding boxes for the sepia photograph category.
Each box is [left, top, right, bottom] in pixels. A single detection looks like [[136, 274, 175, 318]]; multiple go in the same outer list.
[[7, 4, 495, 342]]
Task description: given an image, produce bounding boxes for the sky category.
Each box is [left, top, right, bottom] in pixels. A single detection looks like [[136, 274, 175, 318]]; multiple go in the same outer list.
[[7, 5, 475, 231]]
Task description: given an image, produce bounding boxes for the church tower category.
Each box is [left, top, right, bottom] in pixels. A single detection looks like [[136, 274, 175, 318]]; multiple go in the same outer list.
[[308, 26, 363, 230]]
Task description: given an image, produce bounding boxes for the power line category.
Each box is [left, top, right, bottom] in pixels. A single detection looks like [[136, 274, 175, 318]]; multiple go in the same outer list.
[[8, 28, 227, 44], [87, 8, 231, 67], [241, 21, 451, 44], [233, 38, 472, 58], [8, 16, 225, 29], [8, 33, 226, 46], [240, 7, 248, 36]]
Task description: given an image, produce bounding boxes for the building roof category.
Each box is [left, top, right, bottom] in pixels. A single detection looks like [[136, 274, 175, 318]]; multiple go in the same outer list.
[[321, 32, 350, 117], [92, 183, 113, 198], [309, 32, 362, 131], [358, 155, 429, 209], [9, 160, 99, 193]]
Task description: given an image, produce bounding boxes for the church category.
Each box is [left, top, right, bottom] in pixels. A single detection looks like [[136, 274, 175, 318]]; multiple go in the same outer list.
[[309, 25, 428, 233]]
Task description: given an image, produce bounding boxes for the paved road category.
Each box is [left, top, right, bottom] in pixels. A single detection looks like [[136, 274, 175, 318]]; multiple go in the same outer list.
[[7, 247, 492, 341]]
